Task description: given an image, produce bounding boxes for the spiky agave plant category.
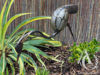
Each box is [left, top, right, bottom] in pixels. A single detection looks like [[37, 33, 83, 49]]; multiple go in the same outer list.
[[0, 0, 62, 75]]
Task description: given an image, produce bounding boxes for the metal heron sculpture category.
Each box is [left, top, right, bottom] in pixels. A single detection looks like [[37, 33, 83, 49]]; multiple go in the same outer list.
[[15, 4, 78, 62], [51, 4, 78, 41]]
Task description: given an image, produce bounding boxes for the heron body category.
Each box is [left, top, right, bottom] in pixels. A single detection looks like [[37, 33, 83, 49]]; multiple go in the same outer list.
[[51, 4, 78, 41], [51, 7, 69, 32]]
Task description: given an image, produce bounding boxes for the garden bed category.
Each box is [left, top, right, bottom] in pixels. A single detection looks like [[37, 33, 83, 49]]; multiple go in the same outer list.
[[20, 46, 100, 75]]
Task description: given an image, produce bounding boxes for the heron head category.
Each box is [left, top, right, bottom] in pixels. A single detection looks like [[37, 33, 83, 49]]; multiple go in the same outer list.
[[64, 4, 78, 14]]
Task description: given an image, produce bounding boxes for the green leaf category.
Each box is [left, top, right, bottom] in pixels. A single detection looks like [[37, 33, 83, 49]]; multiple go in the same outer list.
[[36, 68, 50, 75], [9, 16, 51, 40], [6, 67, 9, 75], [9, 44, 17, 56], [18, 57, 25, 75], [2, 13, 31, 45], [3, 13, 31, 35], [23, 45, 49, 58], [8, 55, 17, 61], [0, 53, 6, 75], [23, 40, 48, 45], [10, 29, 35, 43], [6, 58, 15, 75], [35, 54, 46, 69], [0, 56, 3, 73], [23, 45, 61, 62], [0, 0, 8, 48], [0, 0, 7, 26], [21, 53, 37, 71], [46, 40, 62, 47], [24, 39, 62, 47], [3, 0, 14, 26], [95, 47, 100, 52]]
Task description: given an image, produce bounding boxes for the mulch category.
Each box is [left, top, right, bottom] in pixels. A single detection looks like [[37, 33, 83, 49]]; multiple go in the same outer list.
[[15, 45, 100, 75], [37, 46, 100, 75]]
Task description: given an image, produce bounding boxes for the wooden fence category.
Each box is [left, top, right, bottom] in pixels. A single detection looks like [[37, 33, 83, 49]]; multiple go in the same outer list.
[[0, 0, 100, 44]]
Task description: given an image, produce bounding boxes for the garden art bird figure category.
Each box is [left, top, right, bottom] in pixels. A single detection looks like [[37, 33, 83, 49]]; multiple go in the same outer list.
[[15, 4, 78, 62], [51, 4, 78, 41]]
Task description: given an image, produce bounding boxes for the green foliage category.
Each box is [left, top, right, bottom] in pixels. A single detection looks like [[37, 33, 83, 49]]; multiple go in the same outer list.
[[0, 0, 62, 75], [36, 68, 50, 75], [68, 39, 100, 63]]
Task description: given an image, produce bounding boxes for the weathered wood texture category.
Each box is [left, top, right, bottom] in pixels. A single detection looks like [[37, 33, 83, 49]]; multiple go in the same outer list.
[[0, 0, 100, 44]]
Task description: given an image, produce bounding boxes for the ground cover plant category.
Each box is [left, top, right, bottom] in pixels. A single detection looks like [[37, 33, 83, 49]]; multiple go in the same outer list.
[[68, 39, 100, 71], [68, 39, 100, 63], [0, 0, 62, 75]]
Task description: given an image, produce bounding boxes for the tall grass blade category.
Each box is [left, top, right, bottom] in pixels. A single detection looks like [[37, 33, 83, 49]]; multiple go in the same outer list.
[[3, 0, 14, 26], [0, 0, 7, 47], [2, 13, 31, 46]]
